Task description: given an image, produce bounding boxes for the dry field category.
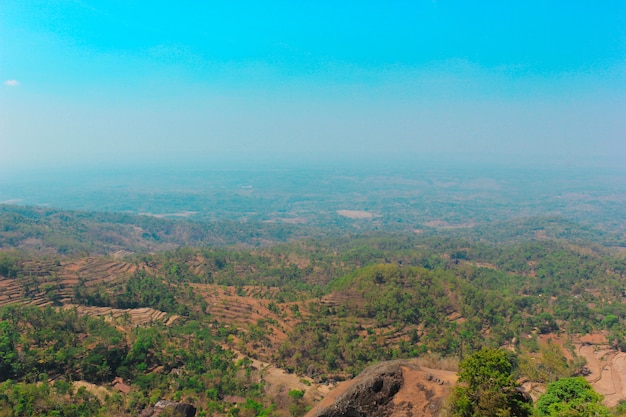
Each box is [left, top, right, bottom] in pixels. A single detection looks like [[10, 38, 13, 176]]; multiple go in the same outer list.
[[336, 210, 376, 219], [528, 332, 626, 407]]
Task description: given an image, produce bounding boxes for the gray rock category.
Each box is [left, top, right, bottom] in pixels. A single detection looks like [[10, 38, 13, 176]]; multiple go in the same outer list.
[[313, 361, 404, 417], [139, 400, 196, 417]]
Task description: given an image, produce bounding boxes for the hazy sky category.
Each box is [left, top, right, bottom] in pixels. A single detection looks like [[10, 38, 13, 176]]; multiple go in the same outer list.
[[1, 1, 625, 171]]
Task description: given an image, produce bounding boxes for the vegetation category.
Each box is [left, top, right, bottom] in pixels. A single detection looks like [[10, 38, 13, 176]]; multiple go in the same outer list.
[[536, 377, 611, 417], [1, 198, 626, 416], [0, 304, 264, 416], [446, 348, 532, 417]]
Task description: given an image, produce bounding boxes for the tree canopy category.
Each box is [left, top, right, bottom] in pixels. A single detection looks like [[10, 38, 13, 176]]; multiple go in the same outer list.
[[536, 377, 611, 417], [447, 348, 532, 417]]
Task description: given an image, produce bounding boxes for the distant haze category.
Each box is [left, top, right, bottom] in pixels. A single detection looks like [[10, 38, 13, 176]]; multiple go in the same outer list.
[[1, 2, 625, 172]]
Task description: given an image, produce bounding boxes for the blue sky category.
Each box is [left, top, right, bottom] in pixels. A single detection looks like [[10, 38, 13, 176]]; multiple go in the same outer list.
[[1, 1, 625, 171]]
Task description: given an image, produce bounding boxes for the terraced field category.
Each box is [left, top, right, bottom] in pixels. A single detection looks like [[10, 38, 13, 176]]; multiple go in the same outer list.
[[320, 290, 364, 310], [62, 257, 139, 285], [0, 256, 174, 325], [0, 254, 302, 334], [0, 257, 137, 306], [0, 276, 25, 306], [62, 304, 177, 326], [193, 285, 288, 331]]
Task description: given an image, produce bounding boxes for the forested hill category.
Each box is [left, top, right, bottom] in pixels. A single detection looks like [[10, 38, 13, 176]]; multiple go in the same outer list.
[[2, 204, 625, 256], [0, 204, 312, 254]]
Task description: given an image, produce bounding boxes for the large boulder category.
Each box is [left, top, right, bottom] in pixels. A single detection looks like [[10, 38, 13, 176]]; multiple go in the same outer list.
[[306, 360, 456, 417]]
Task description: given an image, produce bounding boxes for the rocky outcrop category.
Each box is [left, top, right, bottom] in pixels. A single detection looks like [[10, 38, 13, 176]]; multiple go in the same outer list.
[[139, 400, 196, 417], [306, 360, 456, 417]]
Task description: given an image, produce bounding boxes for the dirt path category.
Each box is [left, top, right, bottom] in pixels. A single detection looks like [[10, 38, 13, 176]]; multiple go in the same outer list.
[[228, 347, 334, 405], [73, 381, 112, 403], [610, 353, 626, 405], [577, 344, 626, 407]]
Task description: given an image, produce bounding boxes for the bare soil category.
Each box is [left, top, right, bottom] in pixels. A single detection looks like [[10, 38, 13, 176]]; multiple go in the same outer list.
[[575, 336, 626, 407], [336, 210, 375, 219], [535, 332, 626, 408]]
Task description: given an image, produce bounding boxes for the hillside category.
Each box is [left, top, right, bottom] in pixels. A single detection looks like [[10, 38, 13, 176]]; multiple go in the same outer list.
[[2, 216, 626, 415], [2, 204, 626, 415]]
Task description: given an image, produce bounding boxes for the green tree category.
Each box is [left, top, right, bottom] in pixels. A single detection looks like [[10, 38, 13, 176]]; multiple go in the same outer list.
[[288, 389, 306, 417], [535, 377, 610, 417], [447, 348, 532, 417]]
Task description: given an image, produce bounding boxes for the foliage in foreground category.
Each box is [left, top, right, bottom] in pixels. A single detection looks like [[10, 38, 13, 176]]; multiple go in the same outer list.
[[446, 349, 615, 417], [446, 348, 532, 417], [0, 305, 272, 417], [535, 377, 611, 417], [448, 349, 532, 417]]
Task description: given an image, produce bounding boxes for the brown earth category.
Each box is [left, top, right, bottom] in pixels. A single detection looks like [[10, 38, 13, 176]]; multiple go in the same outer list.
[[573, 333, 626, 407], [533, 332, 626, 408], [62, 304, 177, 326]]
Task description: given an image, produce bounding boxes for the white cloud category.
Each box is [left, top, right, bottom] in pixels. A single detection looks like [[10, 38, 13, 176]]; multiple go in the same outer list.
[[4, 80, 20, 87]]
